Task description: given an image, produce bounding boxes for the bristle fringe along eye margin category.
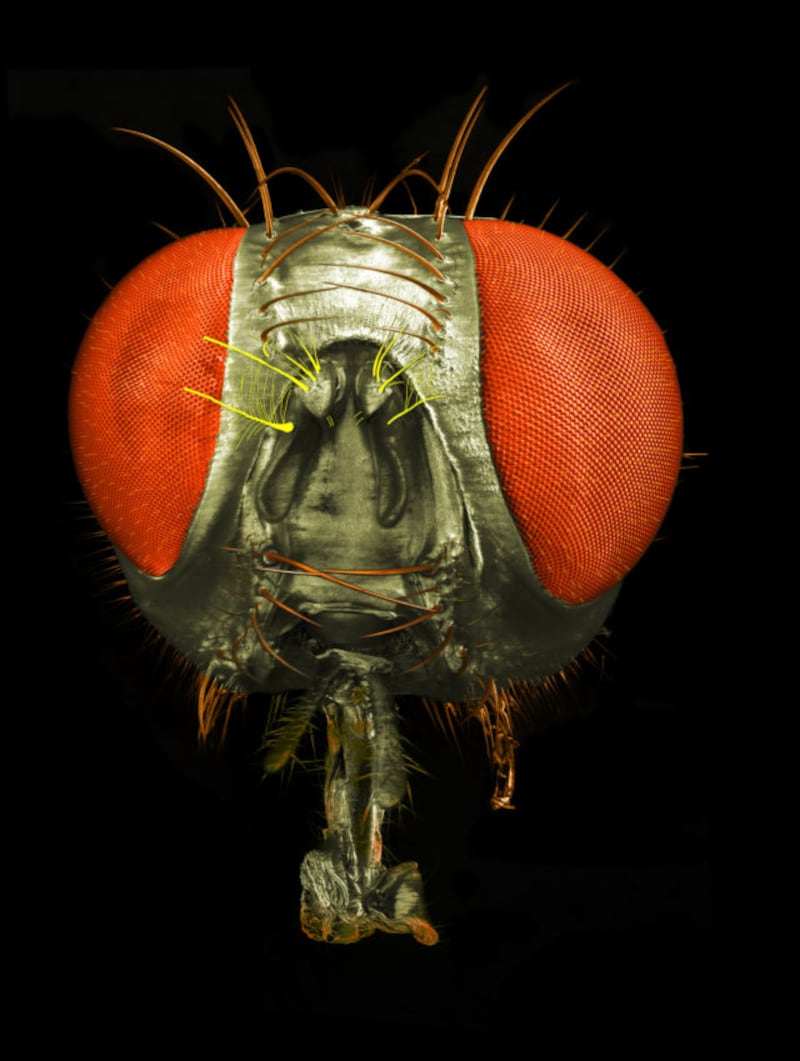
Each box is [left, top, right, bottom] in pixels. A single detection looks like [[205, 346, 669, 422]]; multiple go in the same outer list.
[[465, 220, 683, 605], [69, 229, 247, 576]]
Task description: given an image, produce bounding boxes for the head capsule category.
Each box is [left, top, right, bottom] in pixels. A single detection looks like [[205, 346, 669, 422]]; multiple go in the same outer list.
[[69, 204, 682, 703]]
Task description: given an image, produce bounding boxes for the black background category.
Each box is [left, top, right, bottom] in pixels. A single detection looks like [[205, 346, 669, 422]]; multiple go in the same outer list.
[[9, 36, 746, 1047]]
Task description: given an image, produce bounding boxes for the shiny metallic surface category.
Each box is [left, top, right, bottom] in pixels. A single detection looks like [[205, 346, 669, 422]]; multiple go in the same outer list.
[[116, 207, 619, 943], [121, 209, 617, 703]]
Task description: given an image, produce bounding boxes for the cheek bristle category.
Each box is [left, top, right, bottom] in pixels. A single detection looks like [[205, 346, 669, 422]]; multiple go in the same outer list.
[[68, 229, 246, 576], [465, 219, 683, 605]]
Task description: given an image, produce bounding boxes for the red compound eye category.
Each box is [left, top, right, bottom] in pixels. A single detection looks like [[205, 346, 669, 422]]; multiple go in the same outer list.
[[68, 228, 247, 577], [465, 219, 683, 605]]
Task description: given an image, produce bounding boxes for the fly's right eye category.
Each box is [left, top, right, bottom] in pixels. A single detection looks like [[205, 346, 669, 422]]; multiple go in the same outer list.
[[68, 228, 246, 577]]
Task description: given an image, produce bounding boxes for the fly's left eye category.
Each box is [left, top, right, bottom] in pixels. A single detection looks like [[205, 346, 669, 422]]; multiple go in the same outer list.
[[465, 219, 683, 605]]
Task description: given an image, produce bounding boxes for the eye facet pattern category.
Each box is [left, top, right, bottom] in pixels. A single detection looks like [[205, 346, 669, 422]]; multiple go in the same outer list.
[[466, 219, 683, 604], [69, 228, 246, 576]]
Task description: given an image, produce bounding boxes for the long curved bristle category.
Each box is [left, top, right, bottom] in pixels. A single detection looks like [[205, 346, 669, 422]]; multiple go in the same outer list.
[[367, 154, 438, 214], [250, 607, 307, 676], [464, 81, 575, 221], [262, 551, 433, 613], [265, 165, 339, 214], [434, 86, 488, 237], [403, 624, 455, 673], [227, 96, 274, 237], [113, 127, 249, 227]]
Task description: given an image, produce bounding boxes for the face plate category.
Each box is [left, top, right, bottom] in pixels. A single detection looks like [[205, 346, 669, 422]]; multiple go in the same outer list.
[[74, 209, 672, 703]]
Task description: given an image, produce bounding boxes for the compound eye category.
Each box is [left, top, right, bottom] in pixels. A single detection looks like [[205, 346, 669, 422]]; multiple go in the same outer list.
[[465, 220, 683, 605], [68, 228, 247, 577]]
